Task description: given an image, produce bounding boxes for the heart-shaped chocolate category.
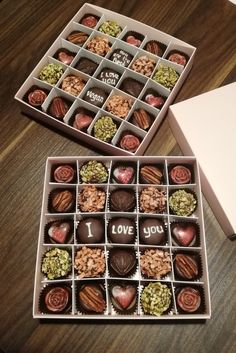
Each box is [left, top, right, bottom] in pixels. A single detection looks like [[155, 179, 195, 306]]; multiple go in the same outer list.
[[113, 165, 135, 184], [171, 223, 197, 247], [48, 221, 71, 244], [58, 51, 74, 65], [111, 285, 136, 310], [109, 249, 136, 276]]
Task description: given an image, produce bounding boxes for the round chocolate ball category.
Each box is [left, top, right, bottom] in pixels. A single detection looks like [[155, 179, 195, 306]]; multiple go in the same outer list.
[[108, 218, 136, 244], [77, 217, 104, 244], [139, 218, 166, 245], [110, 188, 136, 212]]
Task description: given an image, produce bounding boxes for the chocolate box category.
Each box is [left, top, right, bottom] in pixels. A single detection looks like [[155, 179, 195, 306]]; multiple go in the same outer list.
[[15, 3, 196, 156], [33, 156, 211, 319], [168, 83, 236, 239]]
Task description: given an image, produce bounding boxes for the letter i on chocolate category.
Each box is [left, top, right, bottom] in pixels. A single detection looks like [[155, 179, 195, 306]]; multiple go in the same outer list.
[[86, 222, 93, 238]]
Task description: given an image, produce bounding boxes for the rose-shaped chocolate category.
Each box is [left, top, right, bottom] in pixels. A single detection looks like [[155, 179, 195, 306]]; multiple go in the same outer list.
[[169, 165, 191, 184], [45, 287, 70, 313], [53, 165, 75, 183], [28, 89, 47, 107], [120, 134, 140, 153], [177, 287, 201, 313]]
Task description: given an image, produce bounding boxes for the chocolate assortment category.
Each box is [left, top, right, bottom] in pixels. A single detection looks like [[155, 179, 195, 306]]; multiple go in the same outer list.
[[34, 156, 210, 319], [15, 4, 196, 155]]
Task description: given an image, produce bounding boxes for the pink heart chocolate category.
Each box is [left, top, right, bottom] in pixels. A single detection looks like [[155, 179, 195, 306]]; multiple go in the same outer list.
[[111, 285, 136, 309], [113, 166, 135, 184], [48, 222, 71, 244], [171, 223, 197, 247]]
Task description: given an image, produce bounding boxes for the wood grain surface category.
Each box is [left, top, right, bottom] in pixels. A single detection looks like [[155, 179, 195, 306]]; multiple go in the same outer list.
[[1, 1, 236, 352]]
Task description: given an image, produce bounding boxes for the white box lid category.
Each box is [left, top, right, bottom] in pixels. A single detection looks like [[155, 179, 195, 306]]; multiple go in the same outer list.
[[168, 82, 236, 238]]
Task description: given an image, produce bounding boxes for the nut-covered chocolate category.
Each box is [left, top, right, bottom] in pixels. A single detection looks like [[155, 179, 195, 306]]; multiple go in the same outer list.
[[153, 65, 179, 90], [99, 20, 122, 37], [78, 284, 106, 313], [80, 160, 108, 183], [139, 218, 166, 245], [169, 189, 197, 216], [86, 36, 111, 56], [48, 97, 69, 120], [110, 188, 136, 212], [109, 248, 137, 277], [140, 186, 166, 213], [78, 185, 106, 212], [108, 218, 136, 244], [140, 249, 171, 279], [38, 63, 64, 85], [93, 116, 117, 142], [74, 246, 105, 278], [61, 75, 85, 96], [106, 95, 133, 119], [141, 282, 172, 316], [131, 55, 156, 77], [41, 248, 72, 280]]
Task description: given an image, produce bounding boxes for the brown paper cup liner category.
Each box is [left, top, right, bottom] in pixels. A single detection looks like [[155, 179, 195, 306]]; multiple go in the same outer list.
[[76, 280, 107, 315], [170, 220, 200, 247], [123, 31, 145, 45], [108, 247, 138, 278], [79, 13, 100, 26], [174, 284, 206, 315], [142, 88, 166, 108], [140, 247, 172, 280], [48, 189, 76, 214], [173, 250, 203, 281], [108, 186, 137, 213], [117, 130, 142, 153], [109, 280, 138, 315], [169, 188, 198, 217], [140, 281, 174, 316], [79, 160, 109, 184], [41, 247, 72, 280], [44, 219, 74, 244], [39, 283, 72, 314], [76, 217, 105, 244]]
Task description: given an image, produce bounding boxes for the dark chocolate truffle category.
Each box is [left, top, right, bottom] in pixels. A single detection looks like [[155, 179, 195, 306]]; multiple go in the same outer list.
[[108, 218, 136, 243], [41, 285, 72, 313], [123, 31, 144, 47], [110, 188, 136, 212], [120, 78, 144, 98], [139, 218, 166, 245], [109, 248, 137, 277], [97, 68, 120, 86], [48, 97, 69, 120], [169, 165, 192, 184], [140, 165, 163, 184], [174, 253, 199, 280], [75, 57, 98, 75], [80, 14, 99, 28], [54, 48, 75, 65], [109, 49, 133, 67], [176, 287, 201, 313], [144, 40, 166, 56], [53, 165, 75, 183], [49, 189, 75, 213], [119, 133, 140, 153], [77, 217, 104, 244], [111, 163, 136, 184], [78, 284, 106, 313], [47, 220, 73, 244], [84, 87, 108, 107], [171, 222, 198, 247], [110, 283, 137, 312], [27, 88, 47, 107]]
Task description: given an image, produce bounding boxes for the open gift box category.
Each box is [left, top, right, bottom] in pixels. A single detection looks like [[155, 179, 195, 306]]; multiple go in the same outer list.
[[168, 82, 236, 239]]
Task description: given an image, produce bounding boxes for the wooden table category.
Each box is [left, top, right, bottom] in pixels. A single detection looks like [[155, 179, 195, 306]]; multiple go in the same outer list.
[[1, 1, 236, 352]]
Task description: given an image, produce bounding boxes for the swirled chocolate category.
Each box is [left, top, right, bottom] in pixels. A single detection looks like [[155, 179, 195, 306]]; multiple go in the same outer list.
[[44, 286, 70, 313], [177, 287, 201, 313], [28, 89, 47, 107], [120, 134, 140, 153], [174, 253, 199, 280], [169, 165, 191, 184], [49, 189, 75, 213], [53, 165, 75, 183]]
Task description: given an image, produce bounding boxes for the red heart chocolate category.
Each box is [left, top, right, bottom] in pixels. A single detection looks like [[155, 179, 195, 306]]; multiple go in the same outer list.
[[112, 165, 135, 184], [111, 285, 136, 310], [171, 223, 198, 247], [48, 221, 71, 244]]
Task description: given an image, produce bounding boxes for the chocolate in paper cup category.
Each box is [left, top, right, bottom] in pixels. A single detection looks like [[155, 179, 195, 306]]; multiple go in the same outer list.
[[110, 161, 137, 184], [107, 247, 138, 278], [53, 48, 76, 64], [48, 188, 76, 214], [74, 246, 106, 278], [122, 31, 145, 46], [68, 107, 95, 132], [169, 188, 198, 217], [50, 163, 77, 184], [170, 220, 200, 247], [139, 247, 172, 280], [168, 163, 194, 185], [39, 282, 72, 315], [139, 186, 167, 214], [140, 281, 174, 316], [174, 284, 206, 315], [139, 163, 165, 185], [41, 247, 72, 280], [173, 250, 203, 282], [76, 280, 107, 315], [166, 50, 189, 66], [44, 219, 74, 244], [23, 85, 49, 110], [77, 185, 107, 213], [138, 217, 168, 246], [109, 280, 138, 315], [144, 40, 167, 57], [107, 215, 137, 244]]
